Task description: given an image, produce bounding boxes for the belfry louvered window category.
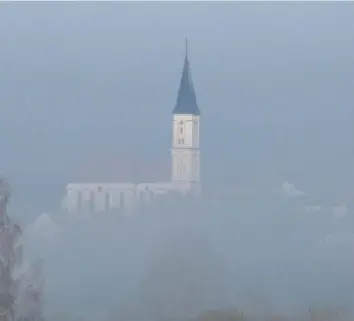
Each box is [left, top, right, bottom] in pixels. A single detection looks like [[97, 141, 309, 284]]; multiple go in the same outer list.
[[179, 121, 184, 134]]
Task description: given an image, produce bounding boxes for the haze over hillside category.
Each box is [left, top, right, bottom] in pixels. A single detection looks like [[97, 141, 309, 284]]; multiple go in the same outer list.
[[1, 2, 354, 212], [1, 2, 354, 320], [24, 196, 354, 321]]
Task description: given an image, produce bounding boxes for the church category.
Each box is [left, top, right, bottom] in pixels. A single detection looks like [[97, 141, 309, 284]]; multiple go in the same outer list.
[[64, 41, 201, 213]]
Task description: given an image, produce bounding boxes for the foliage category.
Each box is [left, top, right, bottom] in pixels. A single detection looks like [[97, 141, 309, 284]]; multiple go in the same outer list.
[[194, 308, 247, 321], [0, 179, 22, 321], [0, 179, 44, 321], [306, 306, 349, 321], [140, 228, 227, 321]]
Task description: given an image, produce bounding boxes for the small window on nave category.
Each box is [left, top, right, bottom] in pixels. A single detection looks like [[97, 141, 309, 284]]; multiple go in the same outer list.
[[89, 191, 95, 212], [77, 192, 83, 211], [119, 192, 125, 210], [105, 192, 110, 212]]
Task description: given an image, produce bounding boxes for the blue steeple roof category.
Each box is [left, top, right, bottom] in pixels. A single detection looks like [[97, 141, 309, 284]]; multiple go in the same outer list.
[[173, 39, 200, 116]]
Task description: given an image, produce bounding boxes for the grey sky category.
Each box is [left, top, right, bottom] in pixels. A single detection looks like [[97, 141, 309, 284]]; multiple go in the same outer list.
[[2, 4, 353, 319], [1, 2, 354, 209]]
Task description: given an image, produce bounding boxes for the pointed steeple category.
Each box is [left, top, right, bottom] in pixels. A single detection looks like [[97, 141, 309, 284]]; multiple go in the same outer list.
[[173, 38, 200, 115]]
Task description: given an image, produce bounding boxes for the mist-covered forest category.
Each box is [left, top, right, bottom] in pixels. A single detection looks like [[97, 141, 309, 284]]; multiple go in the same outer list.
[[21, 195, 354, 321]]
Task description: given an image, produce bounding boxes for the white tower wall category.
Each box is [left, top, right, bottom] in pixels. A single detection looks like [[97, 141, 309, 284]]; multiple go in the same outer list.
[[171, 114, 201, 194]]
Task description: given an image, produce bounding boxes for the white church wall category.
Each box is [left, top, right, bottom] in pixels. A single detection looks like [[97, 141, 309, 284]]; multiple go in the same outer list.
[[66, 183, 136, 213], [65, 182, 175, 214], [80, 188, 94, 212], [66, 188, 78, 213]]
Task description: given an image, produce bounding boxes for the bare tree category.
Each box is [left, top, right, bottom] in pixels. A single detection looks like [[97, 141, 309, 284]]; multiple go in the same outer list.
[[140, 229, 228, 321], [0, 179, 44, 321], [194, 308, 246, 321], [16, 259, 45, 321], [307, 306, 349, 321], [0, 179, 23, 321]]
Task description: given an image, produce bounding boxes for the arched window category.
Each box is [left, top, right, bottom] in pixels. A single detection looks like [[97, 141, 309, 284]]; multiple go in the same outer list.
[[89, 191, 95, 212], [149, 190, 154, 201], [179, 120, 184, 134], [77, 191, 82, 212], [119, 192, 125, 210], [140, 190, 147, 211], [105, 192, 110, 212]]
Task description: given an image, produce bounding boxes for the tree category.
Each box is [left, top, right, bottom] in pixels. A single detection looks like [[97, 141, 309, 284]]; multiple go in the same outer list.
[[194, 309, 247, 321], [0, 179, 44, 321], [307, 306, 348, 321], [140, 228, 228, 321], [16, 259, 45, 321], [0, 179, 22, 321]]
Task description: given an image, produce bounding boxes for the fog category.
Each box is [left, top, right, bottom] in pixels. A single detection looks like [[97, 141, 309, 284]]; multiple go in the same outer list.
[[23, 194, 354, 321], [2, 2, 354, 215], [1, 2, 354, 320]]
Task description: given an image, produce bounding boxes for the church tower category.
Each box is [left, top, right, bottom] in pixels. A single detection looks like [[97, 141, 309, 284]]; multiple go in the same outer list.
[[171, 39, 201, 195]]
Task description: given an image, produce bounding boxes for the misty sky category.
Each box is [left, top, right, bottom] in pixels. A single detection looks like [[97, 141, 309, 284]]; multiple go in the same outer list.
[[1, 2, 354, 209]]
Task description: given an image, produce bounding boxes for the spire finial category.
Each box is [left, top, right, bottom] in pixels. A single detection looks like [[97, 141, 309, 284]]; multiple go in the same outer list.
[[185, 37, 188, 58]]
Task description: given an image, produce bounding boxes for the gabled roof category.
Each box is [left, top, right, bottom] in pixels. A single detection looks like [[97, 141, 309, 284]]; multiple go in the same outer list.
[[173, 38, 200, 116], [73, 151, 171, 183]]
